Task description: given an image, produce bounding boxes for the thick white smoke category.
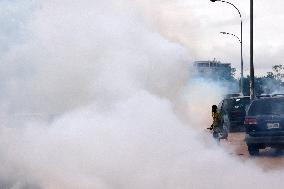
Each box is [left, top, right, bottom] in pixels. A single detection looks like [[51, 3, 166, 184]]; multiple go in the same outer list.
[[0, 0, 284, 189], [0, 0, 188, 116]]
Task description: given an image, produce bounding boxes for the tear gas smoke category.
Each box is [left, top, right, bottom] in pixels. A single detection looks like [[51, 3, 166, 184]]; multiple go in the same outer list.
[[183, 78, 227, 128], [0, 1, 284, 189], [262, 79, 284, 94]]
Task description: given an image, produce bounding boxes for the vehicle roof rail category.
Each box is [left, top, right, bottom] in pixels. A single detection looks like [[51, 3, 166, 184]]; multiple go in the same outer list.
[[272, 94, 284, 97]]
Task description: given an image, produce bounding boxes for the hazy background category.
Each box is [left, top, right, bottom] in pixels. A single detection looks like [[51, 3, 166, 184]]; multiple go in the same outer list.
[[0, 0, 284, 188], [135, 0, 284, 76], [1, 0, 284, 75]]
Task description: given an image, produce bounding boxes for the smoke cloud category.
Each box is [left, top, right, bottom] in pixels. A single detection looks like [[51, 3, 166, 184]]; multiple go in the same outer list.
[[0, 0, 284, 189]]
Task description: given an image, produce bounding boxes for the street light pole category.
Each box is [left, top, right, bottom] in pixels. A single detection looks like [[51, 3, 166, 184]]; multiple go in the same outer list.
[[250, 0, 255, 99], [241, 21, 244, 96], [210, 0, 244, 95], [220, 32, 242, 91], [220, 32, 241, 44]]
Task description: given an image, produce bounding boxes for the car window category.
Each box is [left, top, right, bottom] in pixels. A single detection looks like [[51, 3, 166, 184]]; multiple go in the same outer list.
[[248, 99, 284, 115], [217, 100, 223, 111], [232, 98, 250, 111], [222, 100, 228, 111], [221, 99, 233, 113]]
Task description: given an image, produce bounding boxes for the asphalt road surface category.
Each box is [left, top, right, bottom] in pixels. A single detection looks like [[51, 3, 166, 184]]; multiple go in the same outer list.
[[220, 132, 284, 171]]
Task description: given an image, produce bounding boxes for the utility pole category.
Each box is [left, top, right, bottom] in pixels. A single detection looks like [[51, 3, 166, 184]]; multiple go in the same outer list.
[[250, 0, 255, 99], [210, 0, 244, 95]]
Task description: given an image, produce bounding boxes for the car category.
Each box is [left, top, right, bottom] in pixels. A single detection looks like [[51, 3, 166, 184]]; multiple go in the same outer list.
[[271, 93, 284, 97], [217, 96, 251, 132], [256, 94, 272, 99], [224, 93, 242, 99], [244, 96, 284, 155]]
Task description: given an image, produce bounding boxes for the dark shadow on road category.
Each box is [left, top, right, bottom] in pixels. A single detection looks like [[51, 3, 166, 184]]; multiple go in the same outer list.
[[256, 148, 284, 158]]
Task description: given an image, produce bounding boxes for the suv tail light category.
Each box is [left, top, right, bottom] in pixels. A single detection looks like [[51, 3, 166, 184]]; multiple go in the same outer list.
[[244, 118, 258, 125]]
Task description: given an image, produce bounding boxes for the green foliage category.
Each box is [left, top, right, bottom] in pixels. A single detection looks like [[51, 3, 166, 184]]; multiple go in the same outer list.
[[242, 65, 284, 96], [271, 65, 284, 81]]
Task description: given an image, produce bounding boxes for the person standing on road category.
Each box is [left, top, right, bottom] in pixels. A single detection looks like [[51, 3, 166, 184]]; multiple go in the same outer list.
[[209, 105, 223, 140]]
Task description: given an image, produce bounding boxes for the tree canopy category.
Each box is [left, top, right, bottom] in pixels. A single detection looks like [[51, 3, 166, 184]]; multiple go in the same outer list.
[[242, 64, 284, 96]]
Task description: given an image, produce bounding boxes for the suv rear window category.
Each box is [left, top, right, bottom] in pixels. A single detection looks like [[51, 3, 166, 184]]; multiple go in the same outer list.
[[232, 98, 250, 111], [248, 98, 284, 116]]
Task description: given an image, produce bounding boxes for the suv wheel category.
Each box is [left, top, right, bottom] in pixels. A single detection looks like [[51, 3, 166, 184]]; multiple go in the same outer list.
[[248, 144, 259, 156]]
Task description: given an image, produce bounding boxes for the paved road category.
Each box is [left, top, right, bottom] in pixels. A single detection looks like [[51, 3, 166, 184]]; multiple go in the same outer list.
[[220, 132, 284, 171]]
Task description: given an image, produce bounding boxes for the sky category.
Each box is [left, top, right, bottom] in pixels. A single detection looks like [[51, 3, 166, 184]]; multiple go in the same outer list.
[[1, 0, 284, 77], [134, 0, 284, 77], [1, 1, 284, 188]]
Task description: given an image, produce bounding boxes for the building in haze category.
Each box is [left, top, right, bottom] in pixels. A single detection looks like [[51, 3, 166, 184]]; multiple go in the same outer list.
[[193, 59, 235, 81]]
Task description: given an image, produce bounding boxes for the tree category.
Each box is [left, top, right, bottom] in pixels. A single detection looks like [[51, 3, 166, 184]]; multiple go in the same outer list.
[[268, 64, 284, 81], [242, 76, 266, 96], [242, 65, 284, 96]]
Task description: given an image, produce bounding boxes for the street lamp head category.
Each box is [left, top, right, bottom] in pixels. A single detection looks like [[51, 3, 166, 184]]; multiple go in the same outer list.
[[210, 0, 217, 2], [220, 32, 227, 34]]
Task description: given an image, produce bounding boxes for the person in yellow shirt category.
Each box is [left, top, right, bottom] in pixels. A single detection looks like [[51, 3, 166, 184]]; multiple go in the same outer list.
[[211, 105, 221, 131], [209, 105, 227, 140]]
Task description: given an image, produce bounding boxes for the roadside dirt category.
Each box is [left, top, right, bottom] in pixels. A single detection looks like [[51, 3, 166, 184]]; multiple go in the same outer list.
[[220, 132, 284, 171]]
